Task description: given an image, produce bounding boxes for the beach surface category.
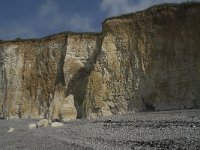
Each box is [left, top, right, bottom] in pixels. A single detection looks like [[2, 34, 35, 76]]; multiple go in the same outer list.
[[0, 110, 200, 150]]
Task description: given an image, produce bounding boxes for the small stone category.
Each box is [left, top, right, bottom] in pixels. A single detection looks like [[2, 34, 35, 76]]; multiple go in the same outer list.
[[29, 123, 37, 129], [7, 127, 14, 133], [51, 122, 64, 128]]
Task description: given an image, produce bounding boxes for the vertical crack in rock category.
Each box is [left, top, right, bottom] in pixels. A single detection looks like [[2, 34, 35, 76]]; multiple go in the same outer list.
[[55, 35, 67, 86], [50, 34, 68, 121]]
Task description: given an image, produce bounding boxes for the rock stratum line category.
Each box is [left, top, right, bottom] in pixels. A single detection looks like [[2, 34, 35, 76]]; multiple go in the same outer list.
[[0, 3, 200, 120]]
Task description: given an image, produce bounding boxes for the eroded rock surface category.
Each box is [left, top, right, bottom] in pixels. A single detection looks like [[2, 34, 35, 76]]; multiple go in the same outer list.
[[0, 3, 200, 120]]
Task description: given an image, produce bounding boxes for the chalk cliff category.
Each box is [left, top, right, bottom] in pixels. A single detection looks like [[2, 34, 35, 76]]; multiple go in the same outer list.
[[0, 3, 200, 120]]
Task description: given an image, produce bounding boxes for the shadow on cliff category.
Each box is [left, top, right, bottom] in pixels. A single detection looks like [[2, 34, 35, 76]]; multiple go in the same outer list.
[[65, 36, 102, 119], [65, 68, 89, 118]]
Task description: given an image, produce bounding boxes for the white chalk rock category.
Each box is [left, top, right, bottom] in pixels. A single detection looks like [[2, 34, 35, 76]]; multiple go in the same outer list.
[[7, 127, 14, 133], [51, 122, 64, 128], [61, 94, 77, 121], [29, 123, 37, 129]]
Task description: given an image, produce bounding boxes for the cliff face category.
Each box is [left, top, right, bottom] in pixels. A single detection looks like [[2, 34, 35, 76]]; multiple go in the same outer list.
[[0, 33, 100, 119], [0, 3, 200, 120], [84, 3, 200, 118]]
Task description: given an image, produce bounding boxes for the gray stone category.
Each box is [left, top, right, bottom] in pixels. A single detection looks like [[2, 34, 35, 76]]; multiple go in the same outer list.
[[7, 127, 14, 133]]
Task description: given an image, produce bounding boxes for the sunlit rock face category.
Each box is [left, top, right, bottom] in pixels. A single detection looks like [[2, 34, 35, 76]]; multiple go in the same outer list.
[[0, 35, 68, 119], [0, 3, 200, 120], [0, 33, 100, 120]]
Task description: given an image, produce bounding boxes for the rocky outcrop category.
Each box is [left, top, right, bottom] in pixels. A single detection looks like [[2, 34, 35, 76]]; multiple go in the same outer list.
[[0, 3, 200, 120]]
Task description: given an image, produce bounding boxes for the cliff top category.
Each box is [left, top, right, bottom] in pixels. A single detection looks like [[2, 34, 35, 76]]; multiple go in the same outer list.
[[0, 31, 101, 44]]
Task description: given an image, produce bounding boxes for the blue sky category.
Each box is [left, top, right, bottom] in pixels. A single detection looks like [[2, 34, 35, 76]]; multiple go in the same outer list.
[[0, 0, 197, 40]]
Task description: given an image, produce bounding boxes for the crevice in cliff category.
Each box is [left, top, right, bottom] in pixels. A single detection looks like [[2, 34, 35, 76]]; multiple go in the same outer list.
[[55, 35, 68, 86]]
